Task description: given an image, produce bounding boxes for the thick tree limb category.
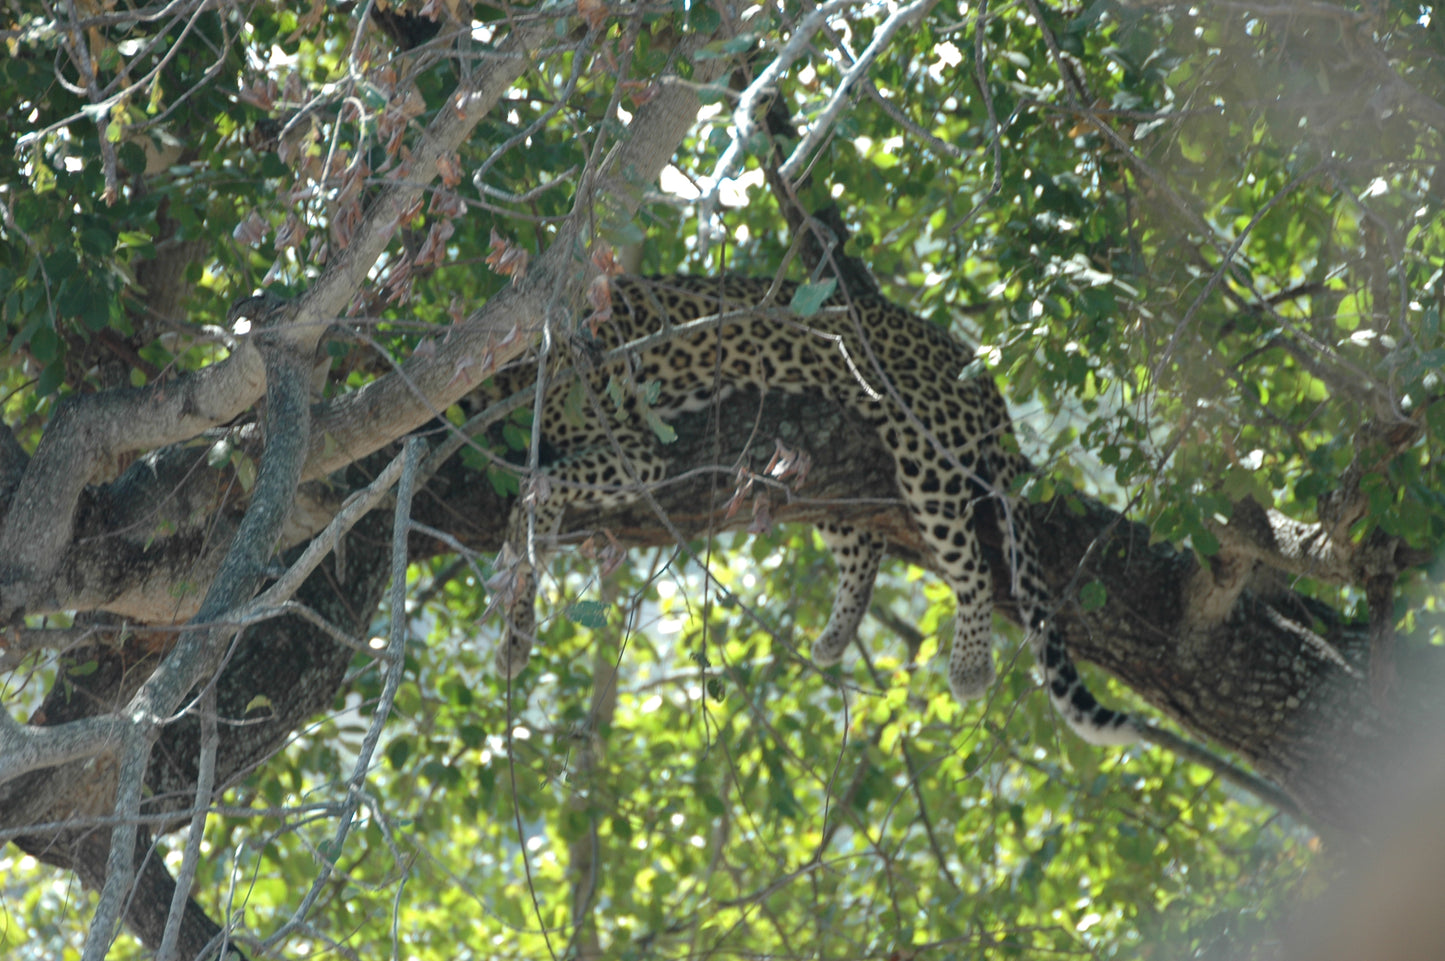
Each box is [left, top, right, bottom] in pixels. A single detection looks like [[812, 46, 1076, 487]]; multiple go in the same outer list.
[[81, 331, 313, 961], [302, 43, 735, 483], [416, 385, 1415, 829], [0, 34, 736, 630], [0, 15, 554, 622]]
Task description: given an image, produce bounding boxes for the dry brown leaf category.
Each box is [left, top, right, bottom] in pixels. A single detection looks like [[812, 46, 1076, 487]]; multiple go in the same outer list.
[[578, 0, 608, 31], [415, 219, 455, 267], [274, 213, 305, 251], [485, 229, 529, 283], [748, 492, 773, 534], [584, 275, 615, 334], [433, 153, 462, 187], [591, 246, 624, 276], [233, 209, 268, 245]]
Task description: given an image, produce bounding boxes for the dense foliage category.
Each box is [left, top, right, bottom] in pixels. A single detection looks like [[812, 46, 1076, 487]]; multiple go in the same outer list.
[[2, 1, 1441, 958]]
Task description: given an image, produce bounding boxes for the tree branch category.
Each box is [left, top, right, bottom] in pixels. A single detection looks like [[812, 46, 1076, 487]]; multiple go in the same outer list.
[[82, 328, 313, 961], [0, 14, 555, 622]]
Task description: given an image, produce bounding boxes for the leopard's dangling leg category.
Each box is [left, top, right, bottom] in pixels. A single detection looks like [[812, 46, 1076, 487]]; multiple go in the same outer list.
[[495, 567, 538, 678], [492, 429, 670, 681], [903, 497, 998, 702], [944, 563, 998, 701], [812, 521, 885, 666], [495, 509, 546, 680]]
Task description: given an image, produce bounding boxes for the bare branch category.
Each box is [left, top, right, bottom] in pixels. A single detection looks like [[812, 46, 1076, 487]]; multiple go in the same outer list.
[[81, 329, 314, 961], [776, 0, 938, 182], [302, 43, 737, 481], [155, 684, 219, 961], [700, 0, 865, 225], [255, 438, 423, 953], [0, 15, 555, 622]]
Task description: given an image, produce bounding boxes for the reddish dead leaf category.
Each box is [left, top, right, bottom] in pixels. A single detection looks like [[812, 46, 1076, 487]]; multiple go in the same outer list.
[[415, 219, 455, 267], [282, 70, 304, 105], [380, 106, 407, 157], [385, 278, 415, 306], [723, 468, 756, 522], [580, 530, 626, 578], [399, 196, 425, 228], [764, 439, 812, 487], [485, 229, 529, 284], [598, 537, 626, 578], [237, 78, 279, 111], [748, 492, 773, 534], [525, 473, 552, 509], [322, 149, 352, 185], [274, 213, 305, 251], [578, 0, 608, 31], [619, 79, 659, 107], [447, 355, 480, 389], [337, 160, 368, 206], [233, 209, 268, 245], [484, 544, 526, 616], [584, 274, 615, 335], [436, 152, 463, 188], [399, 85, 427, 119], [429, 190, 466, 218], [447, 297, 467, 325], [591, 246, 624, 276], [331, 198, 361, 250], [384, 256, 414, 304], [277, 119, 316, 167]]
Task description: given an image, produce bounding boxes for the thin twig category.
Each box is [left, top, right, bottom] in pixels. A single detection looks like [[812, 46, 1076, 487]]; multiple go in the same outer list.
[[777, 0, 939, 181], [155, 683, 219, 961], [255, 437, 422, 953]]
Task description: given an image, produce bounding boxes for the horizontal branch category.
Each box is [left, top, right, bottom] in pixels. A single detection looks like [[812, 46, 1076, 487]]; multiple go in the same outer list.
[[0, 15, 555, 623]]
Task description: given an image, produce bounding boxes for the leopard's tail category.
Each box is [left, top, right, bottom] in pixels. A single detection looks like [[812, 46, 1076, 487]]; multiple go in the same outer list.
[[1038, 625, 1138, 745]]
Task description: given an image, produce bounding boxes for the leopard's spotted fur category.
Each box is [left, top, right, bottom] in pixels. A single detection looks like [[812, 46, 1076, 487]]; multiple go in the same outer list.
[[489, 275, 1135, 745]]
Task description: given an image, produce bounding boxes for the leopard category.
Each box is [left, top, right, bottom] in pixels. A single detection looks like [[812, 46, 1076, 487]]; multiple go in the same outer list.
[[484, 274, 1137, 746]]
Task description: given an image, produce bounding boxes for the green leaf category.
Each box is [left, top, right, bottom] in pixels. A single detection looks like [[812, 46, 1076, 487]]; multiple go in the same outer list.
[[1079, 580, 1107, 612], [643, 407, 677, 444], [387, 738, 412, 769], [231, 450, 257, 491], [566, 600, 608, 629], [486, 466, 520, 497], [789, 280, 837, 317], [688, 3, 721, 33], [67, 659, 99, 677]]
